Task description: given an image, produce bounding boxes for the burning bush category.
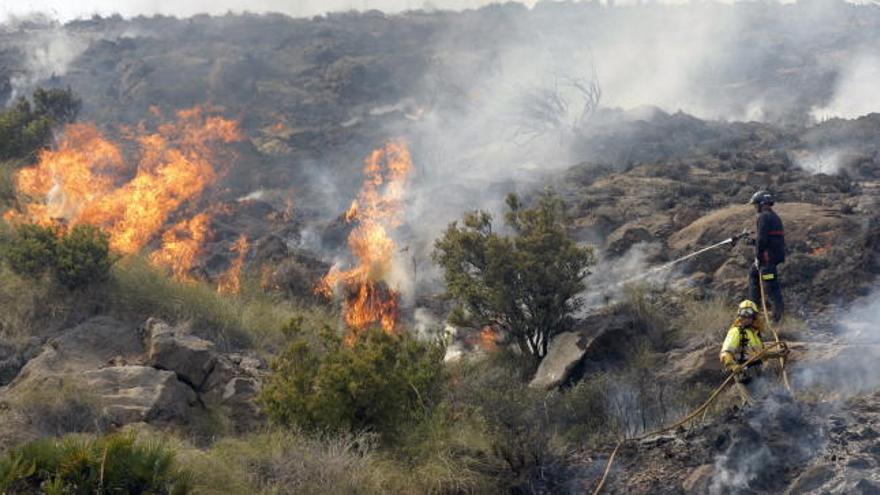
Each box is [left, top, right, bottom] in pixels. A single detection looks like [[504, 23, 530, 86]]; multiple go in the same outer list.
[[318, 141, 412, 341], [258, 318, 445, 437], [1, 223, 111, 290]]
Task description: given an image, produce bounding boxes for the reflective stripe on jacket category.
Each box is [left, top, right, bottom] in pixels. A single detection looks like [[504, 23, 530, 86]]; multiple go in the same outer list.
[[720, 326, 764, 364]]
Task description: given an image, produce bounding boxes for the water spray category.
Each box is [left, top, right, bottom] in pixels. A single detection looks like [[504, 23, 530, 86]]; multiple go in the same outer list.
[[615, 229, 752, 287]]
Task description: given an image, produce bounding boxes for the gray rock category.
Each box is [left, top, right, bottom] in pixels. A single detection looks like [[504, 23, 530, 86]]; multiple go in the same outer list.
[[855, 478, 880, 495], [145, 318, 217, 390], [7, 317, 143, 388], [682, 464, 714, 494], [785, 464, 834, 494], [529, 332, 586, 389], [223, 376, 258, 402], [82, 366, 195, 424]]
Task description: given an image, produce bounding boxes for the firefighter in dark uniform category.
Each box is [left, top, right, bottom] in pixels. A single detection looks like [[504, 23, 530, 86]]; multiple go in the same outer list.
[[748, 190, 785, 322]]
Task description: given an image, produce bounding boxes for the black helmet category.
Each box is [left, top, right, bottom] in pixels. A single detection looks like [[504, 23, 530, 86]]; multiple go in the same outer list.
[[749, 190, 774, 206]]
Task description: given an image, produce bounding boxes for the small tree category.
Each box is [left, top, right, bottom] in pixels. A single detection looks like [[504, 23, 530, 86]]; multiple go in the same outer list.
[[433, 191, 594, 363]]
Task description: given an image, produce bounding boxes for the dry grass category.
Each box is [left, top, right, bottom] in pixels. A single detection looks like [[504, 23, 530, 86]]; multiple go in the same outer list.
[[673, 296, 733, 345], [106, 257, 331, 353], [7, 381, 107, 437]]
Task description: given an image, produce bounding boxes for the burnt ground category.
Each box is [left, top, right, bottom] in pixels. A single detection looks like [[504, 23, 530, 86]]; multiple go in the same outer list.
[[584, 388, 880, 494]]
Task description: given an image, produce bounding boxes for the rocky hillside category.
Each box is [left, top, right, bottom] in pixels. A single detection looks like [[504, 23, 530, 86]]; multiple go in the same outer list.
[[0, 3, 879, 494]]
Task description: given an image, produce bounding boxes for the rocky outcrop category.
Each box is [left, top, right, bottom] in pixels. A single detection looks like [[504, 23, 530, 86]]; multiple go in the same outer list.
[[0, 316, 266, 437]]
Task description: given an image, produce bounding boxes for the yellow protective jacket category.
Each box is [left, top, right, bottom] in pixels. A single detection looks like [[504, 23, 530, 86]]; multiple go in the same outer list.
[[719, 325, 764, 368]]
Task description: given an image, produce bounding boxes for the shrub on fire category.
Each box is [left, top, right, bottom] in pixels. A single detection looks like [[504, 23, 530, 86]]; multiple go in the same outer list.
[[2, 223, 111, 289], [258, 317, 445, 437]]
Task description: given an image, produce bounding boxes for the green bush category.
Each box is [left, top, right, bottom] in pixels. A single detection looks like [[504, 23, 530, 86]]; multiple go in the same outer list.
[[2, 223, 58, 279], [259, 320, 445, 437], [0, 87, 81, 162], [55, 225, 112, 289], [2, 223, 111, 290], [0, 432, 191, 494]]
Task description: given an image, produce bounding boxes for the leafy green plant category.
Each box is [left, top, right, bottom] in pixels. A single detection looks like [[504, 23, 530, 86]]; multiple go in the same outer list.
[[433, 190, 594, 364], [0, 88, 80, 162], [259, 319, 445, 437], [54, 225, 112, 289], [0, 432, 191, 494], [2, 223, 58, 279], [1, 223, 111, 290]]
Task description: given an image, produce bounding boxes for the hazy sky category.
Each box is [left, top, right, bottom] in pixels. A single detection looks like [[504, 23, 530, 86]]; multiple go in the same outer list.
[[2, 0, 542, 22]]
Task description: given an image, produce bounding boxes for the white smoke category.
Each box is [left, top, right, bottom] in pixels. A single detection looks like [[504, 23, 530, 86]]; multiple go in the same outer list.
[[789, 148, 846, 175], [2, 22, 88, 103], [811, 54, 880, 121], [578, 242, 665, 313], [3, 0, 533, 23]]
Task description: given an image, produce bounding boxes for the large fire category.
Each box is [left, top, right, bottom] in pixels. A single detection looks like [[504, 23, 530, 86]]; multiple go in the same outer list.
[[318, 141, 413, 338], [8, 106, 241, 280]]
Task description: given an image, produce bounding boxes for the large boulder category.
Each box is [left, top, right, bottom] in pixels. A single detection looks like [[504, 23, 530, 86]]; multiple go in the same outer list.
[[530, 308, 637, 389], [145, 318, 218, 390], [81, 366, 195, 425], [6, 317, 144, 388], [530, 332, 587, 389]]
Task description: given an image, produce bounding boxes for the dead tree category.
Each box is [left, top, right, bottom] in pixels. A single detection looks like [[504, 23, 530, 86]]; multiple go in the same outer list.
[[512, 70, 602, 145]]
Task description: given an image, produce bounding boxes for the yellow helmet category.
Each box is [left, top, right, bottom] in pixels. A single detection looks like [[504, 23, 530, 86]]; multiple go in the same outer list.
[[737, 299, 759, 317]]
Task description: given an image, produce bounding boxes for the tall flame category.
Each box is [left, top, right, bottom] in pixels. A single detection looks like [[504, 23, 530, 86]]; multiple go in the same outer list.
[[218, 234, 250, 294], [9, 106, 241, 278], [319, 141, 413, 338], [149, 213, 212, 282]]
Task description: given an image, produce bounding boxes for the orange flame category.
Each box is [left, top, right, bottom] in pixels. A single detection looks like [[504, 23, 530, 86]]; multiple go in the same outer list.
[[149, 213, 212, 282], [318, 141, 412, 339], [218, 234, 250, 294], [810, 245, 830, 256], [9, 107, 241, 271], [478, 326, 499, 352]]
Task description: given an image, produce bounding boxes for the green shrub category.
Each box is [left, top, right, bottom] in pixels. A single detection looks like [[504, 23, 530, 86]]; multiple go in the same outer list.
[[0, 432, 191, 494], [2, 223, 58, 279], [0, 87, 81, 162], [2, 223, 111, 290], [259, 320, 445, 437], [55, 225, 111, 289]]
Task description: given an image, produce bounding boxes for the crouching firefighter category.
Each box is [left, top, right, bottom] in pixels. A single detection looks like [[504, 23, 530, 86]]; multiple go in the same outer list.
[[747, 190, 785, 322], [719, 300, 789, 405]]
